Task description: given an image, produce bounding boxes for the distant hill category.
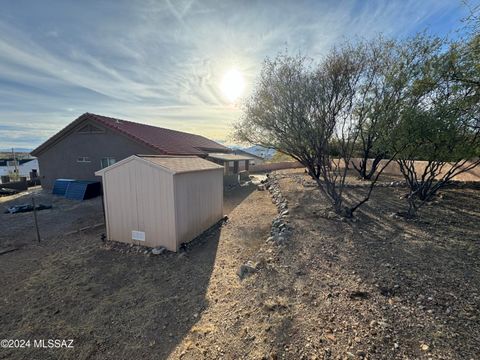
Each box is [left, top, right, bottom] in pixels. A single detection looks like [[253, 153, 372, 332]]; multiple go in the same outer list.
[[0, 148, 33, 153], [0, 151, 32, 159], [243, 145, 275, 160]]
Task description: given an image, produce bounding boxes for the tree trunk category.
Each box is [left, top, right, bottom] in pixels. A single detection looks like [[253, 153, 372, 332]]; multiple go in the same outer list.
[[406, 197, 417, 218], [353, 153, 384, 180], [353, 156, 368, 179], [364, 154, 384, 180]]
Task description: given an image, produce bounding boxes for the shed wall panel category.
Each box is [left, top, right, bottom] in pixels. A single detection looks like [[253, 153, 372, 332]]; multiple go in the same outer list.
[[135, 161, 176, 250], [103, 159, 176, 250], [104, 161, 137, 244], [174, 169, 223, 246]]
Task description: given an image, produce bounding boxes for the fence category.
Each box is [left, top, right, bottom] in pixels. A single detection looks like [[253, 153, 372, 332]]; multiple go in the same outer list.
[[250, 161, 303, 172], [250, 158, 480, 182], [0, 172, 39, 184], [349, 158, 480, 182]]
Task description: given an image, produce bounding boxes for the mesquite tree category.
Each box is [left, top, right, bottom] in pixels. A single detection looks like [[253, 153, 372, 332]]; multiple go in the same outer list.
[[351, 40, 396, 180], [463, 0, 479, 34], [352, 36, 447, 180], [234, 41, 401, 217], [391, 34, 480, 217]]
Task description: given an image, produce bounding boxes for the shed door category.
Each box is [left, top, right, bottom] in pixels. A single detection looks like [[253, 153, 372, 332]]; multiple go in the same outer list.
[[105, 163, 139, 244], [131, 161, 176, 249], [106, 160, 176, 250]]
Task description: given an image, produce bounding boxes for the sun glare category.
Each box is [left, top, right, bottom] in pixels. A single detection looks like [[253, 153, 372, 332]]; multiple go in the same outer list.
[[220, 69, 245, 103]]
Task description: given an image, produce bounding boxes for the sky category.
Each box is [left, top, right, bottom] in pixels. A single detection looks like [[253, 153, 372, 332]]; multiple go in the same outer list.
[[0, 0, 475, 150]]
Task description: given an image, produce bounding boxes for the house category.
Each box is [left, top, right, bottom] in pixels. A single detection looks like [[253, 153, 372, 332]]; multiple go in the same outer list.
[[240, 146, 276, 160], [95, 155, 224, 251], [207, 152, 256, 185], [206, 149, 266, 180], [0, 158, 39, 181], [31, 113, 230, 188], [233, 149, 265, 167]]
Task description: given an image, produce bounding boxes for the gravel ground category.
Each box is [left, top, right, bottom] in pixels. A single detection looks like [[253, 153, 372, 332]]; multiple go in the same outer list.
[[170, 170, 480, 359], [1, 172, 479, 359]]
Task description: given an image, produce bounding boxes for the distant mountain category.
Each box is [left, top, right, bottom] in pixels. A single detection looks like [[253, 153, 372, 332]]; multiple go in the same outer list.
[[226, 144, 276, 159], [0, 148, 33, 152], [227, 144, 243, 150], [243, 145, 275, 160]]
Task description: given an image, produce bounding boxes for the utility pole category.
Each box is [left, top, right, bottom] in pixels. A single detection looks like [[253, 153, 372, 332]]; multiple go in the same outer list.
[[32, 196, 41, 243], [11, 147, 18, 176]]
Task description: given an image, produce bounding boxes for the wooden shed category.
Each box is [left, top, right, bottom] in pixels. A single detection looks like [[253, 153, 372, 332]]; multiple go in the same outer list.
[[95, 155, 224, 251]]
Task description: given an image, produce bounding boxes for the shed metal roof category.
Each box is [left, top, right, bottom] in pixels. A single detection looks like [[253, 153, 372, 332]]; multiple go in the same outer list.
[[140, 155, 223, 173], [95, 155, 223, 176]]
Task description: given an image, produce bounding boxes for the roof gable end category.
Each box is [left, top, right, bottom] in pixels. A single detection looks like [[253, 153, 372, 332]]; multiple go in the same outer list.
[[31, 113, 229, 157]]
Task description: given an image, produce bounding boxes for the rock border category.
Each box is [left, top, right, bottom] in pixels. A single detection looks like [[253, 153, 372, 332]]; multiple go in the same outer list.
[[266, 173, 293, 246], [237, 172, 295, 281]]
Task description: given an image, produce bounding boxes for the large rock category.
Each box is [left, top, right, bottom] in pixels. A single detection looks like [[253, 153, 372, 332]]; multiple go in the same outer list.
[[237, 261, 257, 280], [151, 247, 166, 255], [276, 236, 286, 244]]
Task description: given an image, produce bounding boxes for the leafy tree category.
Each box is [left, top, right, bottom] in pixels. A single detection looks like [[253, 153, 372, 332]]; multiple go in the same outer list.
[[463, 0, 479, 34], [234, 41, 402, 217], [351, 39, 398, 180], [269, 151, 295, 163], [352, 35, 446, 180], [235, 32, 480, 218], [391, 34, 480, 217]]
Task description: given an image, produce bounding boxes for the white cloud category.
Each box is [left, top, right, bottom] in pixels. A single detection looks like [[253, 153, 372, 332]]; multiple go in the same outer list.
[[0, 0, 468, 148]]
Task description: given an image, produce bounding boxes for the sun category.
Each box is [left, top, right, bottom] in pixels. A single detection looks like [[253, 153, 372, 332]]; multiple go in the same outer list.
[[220, 69, 246, 103]]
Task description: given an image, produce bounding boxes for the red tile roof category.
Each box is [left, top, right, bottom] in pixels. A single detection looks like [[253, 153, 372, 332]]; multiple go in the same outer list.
[[32, 113, 229, 156]]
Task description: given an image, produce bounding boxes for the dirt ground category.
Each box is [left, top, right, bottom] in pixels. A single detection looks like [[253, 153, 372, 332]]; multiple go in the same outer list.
[[1, 171, 479, 359], [0, 184, 275, 359], [247, 169, 480, 359]]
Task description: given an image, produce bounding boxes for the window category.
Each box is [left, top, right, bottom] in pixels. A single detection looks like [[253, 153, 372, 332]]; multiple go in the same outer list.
[[100, 157, 116, 169], [77, 156, 91, 163]]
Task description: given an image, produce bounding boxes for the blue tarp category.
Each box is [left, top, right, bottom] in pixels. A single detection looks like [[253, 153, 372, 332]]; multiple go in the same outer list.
[[52, 179, 75, 196], [53, 179, 102, 200], [64, 181, 102, 200]]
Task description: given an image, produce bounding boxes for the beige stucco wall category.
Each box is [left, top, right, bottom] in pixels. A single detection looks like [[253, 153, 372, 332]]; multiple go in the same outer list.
[[250, 158, 480, 182], [102, 159, 177, 250], [173, 169, 224, 247], [250, 161, 303, 172], [238, 158, 263, 171], [348, 158, 480, 181]]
